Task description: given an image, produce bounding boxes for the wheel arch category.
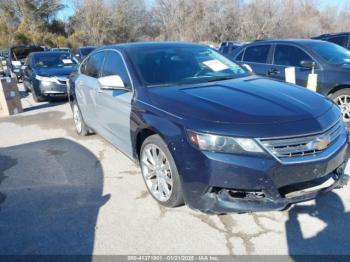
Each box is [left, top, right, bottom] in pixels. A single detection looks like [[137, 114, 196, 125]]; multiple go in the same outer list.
[[133, 121, 183, 162], [327, 85, 350, 97]]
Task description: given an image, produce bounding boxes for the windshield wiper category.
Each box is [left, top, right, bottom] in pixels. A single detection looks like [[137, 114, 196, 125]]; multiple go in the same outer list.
[[205, 76, 236, 83]]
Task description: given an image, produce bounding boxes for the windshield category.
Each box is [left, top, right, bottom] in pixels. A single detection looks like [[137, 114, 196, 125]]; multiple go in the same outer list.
[[80, 47, 95, 56], [11, 46, 44, 60], [128, 46, 248, 87], [33, 53, 77, 68], [305, 42, 350, 64]]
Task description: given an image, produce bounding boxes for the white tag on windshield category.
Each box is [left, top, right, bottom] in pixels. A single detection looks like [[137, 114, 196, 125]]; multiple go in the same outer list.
[[203, 60, 229, 72], [62, 59, 73, 64], [11, 61, 21, 66]]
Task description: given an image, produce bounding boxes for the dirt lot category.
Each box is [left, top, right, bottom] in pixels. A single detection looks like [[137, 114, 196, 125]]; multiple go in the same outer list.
[[0, 84, 349, 256]]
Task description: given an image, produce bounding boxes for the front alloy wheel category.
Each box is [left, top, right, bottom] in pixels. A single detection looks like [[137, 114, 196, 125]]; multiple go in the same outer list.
[[141, 144, 173, 202], [140, 135, 184, 207], [335, 95, 350, 122], [331, 89, 350, 123]]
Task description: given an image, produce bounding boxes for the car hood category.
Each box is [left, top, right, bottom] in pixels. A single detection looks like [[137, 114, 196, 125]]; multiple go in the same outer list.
[[147, 76, 334, 126], [36, 66, 77, 77]]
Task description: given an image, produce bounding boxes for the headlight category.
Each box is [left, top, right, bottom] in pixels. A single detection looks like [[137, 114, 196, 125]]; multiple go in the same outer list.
[[188, 131, 264, 154], [36, 75, 57, 83]]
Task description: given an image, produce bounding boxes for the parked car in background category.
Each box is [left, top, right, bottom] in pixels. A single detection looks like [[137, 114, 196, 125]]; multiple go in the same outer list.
[[0, 50, 7, 77], [72, 46, 96, 62], [7, 45, 44, 82], [230, 39, 350, 123], [218, 41, 242, 56], [313, 33, 350, 50], [68, 42, 349, 214], [51, 47, 71, 52], [23, 51, 78, 102], [0, 49, 8, 59]]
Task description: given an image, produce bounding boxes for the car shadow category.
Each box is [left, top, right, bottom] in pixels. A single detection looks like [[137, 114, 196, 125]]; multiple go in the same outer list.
[[0, 138, 110, 256], [23, 101, 67, 112], [286, 191, 350, 259]]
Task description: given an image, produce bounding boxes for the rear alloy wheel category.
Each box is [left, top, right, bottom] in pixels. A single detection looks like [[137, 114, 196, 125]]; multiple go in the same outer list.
[[331, 89, 350, 123], [72, 101, 88, 136], [140, 135, 184, 207]]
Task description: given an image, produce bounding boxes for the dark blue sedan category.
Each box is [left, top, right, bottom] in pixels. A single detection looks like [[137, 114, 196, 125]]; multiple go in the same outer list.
[[68, 42, 349, 214], [23, 51, 78, 102]]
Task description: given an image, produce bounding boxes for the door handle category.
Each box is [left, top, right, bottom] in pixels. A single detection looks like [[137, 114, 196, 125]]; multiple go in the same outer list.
[[267, 68, 280, 76]]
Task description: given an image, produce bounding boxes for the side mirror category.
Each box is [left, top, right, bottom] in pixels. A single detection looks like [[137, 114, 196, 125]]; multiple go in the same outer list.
[[21, 65, 27, 70], [242, 63, 253, 73], [98, 75, 126, 90], [300, 60, 315, 69]]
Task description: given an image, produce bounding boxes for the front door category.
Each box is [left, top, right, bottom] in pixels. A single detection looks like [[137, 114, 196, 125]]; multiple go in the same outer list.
[[95, 50, 134, 157], [269, 44, 323, 88]]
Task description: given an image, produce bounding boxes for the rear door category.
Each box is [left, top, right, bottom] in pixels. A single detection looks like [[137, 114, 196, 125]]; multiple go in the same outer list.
[[95, 50, 134, 156], [241, 44, 272, 76], [75, 51, 105, 128], [270, 44, 320, 87]]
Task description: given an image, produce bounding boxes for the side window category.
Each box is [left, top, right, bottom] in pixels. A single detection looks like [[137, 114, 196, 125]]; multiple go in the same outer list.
[[327, 36, 347, 48], [84, 51, 105, 78], [235, 50, 244, 61], [101, 51, 131, 88], [274, 45, 311, 67], [243, 45, 270, 63]]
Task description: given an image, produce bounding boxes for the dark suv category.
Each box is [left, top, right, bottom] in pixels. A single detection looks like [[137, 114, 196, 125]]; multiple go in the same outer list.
[[218, 42, 242, 56], [313, 33, 350, 50], [230, 39, 350, 123], [7, 45, 44, 82]]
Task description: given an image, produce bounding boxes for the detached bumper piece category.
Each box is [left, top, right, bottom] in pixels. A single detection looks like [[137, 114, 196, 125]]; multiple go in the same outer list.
[[197, 164, 349, 214]]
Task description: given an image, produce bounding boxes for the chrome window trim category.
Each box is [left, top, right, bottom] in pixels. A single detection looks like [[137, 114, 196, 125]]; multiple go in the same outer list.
[[78, 48, 134, 93]]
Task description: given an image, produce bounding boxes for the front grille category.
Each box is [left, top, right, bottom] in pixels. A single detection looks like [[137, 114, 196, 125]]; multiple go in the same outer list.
[[259, 119, 343, 161]]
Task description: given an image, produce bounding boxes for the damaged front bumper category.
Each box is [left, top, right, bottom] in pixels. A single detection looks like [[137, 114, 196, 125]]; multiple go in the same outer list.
[[197, 169, 349, 214]]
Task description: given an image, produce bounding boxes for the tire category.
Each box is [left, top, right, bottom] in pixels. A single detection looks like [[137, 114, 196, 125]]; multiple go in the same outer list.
[[140, 134, 184, 208], [330, 88, 350, 124], [72, 101, 89, 136], [31, 86, 45, 103]]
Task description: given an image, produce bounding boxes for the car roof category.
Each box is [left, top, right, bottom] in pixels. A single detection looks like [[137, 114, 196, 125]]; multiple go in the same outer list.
[[31, 51, 70, 56], [98, 42, 206, 52], [249, 39, 327, 45], [313, 32, 350, 38], [78, 46, 96, 49]]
